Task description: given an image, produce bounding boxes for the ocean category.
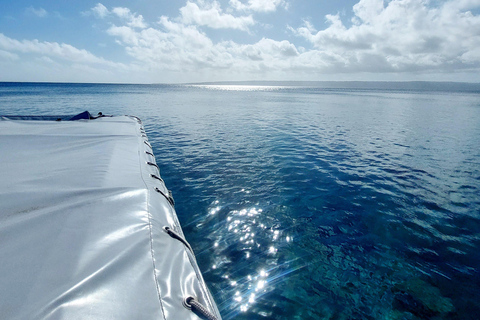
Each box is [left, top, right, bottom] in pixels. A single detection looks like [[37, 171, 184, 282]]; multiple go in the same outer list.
[[1, 82, 480, 319]]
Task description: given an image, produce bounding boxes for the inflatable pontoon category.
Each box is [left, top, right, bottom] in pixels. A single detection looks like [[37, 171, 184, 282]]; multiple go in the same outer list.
[[0, 112, 221, 320]]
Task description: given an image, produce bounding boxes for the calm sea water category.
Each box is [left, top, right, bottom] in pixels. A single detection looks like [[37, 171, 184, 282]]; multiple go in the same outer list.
[[1, 82, 480, 319]]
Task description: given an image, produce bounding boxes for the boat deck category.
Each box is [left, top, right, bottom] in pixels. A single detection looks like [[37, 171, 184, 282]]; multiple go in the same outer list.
[[0, 114, 220, 319]]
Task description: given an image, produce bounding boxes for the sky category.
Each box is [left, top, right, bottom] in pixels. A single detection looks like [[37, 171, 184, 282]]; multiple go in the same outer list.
[[1, 0, 480, 83]]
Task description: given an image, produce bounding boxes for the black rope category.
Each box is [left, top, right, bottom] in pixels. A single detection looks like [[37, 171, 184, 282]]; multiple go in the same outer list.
[[128, 115, 142, 124], [155, 187, 175, 207], [163, 226, 193, 254], [150, 174, 164, 183], [147, 161, 159, 170]]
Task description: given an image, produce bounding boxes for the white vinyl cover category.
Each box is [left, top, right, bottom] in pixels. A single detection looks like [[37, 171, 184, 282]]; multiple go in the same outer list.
[[0, 116, 220, 320]]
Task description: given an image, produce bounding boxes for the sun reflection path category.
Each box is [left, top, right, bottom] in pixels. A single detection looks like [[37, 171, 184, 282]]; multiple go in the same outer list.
[[207, 196, 295, 315], [188, 84, 290, 92]]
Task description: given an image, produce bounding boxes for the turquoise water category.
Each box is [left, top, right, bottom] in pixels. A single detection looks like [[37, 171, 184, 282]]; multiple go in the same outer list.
[[1, 82, 480, 319]]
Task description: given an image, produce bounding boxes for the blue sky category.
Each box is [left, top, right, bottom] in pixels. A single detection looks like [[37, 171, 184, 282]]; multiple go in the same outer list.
[[1, 0, 480, 83]]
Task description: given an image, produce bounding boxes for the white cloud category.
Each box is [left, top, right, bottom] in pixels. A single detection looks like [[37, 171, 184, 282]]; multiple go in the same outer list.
[[87, 4, 147, 29], [180, 1, 254, 31], [229, 0, 287, 12], [351, 0, 384, 25], [5, 0, 480, 83], [0, 49, 19, 61], [112, 7, 148, 29], [0, 33, 139, 82], [25, 6, 48, 18], [291, 0, 480, 73], [0, 33, 123, 68], [108, 18, 227, 70], [107, 26, 141, 46], [91, 3, 109, 19], [253, 38, 298, 58], [96, 2, 297, 75], [104, 15, 299, 76], [80, 0, 480, 81]]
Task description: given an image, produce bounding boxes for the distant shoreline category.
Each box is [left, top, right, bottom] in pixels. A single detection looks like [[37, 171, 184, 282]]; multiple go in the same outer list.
[[1, 81, 480, 92]]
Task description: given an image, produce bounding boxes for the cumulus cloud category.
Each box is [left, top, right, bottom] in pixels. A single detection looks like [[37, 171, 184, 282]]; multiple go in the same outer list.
[[229, 0, 287, 12], [0, 33, 123, 68], [0, 32, 137, 82], [84, 1, 297, 75], [253, 38, 298, 58], [25, 6, 48, 18], [103, 15, 301, 76], [108, 18, 228, 70], [0, 49, 19, 61], [180, 1, 254, 31], [291, 0, 480, 73], [5, 0, 480, 82], [88, 3, 147, 28], [112, 7, 148, 29], [82, 0, 480, 80], [91, 3, 109, 19]]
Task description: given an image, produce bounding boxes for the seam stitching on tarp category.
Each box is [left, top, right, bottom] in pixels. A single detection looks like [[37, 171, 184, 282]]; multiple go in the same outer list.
[[137, 123, 167, 320], [137, 120, 219, 319]]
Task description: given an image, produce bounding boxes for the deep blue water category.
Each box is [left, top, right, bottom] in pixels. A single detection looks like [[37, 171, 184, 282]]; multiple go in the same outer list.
[[1, 82, 480, 319]]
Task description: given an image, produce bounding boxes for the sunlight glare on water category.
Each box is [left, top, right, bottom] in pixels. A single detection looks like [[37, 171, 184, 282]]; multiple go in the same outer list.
[[188, 84, 292, 91]]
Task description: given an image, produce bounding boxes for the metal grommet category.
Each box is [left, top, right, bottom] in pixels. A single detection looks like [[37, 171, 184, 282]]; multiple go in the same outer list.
[[183, 296, 194, 310]]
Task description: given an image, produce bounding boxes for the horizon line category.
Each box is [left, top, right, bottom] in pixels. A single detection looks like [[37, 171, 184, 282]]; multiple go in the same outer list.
[[1, 80, 480, 86]]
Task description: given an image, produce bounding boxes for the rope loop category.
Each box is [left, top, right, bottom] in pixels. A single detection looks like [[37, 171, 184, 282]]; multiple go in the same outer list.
[[163, 226, 193, 253], [147, 161, 159, 170], [183, 296, 218, 320], [155, 187, 175, 207], [150, 174, 164, 183]]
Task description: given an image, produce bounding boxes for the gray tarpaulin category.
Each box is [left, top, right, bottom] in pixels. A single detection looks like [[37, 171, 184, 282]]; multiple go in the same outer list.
[[0, 115, 221, 320]]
